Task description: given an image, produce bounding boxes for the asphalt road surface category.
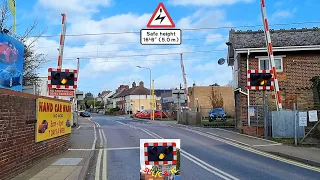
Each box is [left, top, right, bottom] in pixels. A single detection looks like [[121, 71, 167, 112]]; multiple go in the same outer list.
[[86, 114, 320, 180]]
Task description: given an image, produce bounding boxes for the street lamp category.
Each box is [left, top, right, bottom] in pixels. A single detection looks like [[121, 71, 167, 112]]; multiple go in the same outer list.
[[137, 65, 152, 121]]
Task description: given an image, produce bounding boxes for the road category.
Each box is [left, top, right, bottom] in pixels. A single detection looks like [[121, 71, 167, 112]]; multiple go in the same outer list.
[[86, 114, 320, 180]]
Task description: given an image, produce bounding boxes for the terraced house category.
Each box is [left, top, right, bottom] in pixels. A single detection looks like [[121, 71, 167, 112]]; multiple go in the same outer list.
[[227, 27, 320, 130]]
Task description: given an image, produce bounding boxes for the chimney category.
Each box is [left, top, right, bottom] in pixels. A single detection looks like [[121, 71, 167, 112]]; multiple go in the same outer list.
[[132, 81, 136, 88], [139, 81, 144, 87]]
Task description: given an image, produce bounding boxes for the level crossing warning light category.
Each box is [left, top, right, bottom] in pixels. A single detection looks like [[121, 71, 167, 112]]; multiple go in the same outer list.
[[144, 142, 177, 165], [48, 68, 78, 89], [247, 70, 274, 90]]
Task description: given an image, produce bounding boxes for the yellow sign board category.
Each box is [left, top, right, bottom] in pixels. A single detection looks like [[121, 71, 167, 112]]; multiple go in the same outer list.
[[36, 98, 72, 142]]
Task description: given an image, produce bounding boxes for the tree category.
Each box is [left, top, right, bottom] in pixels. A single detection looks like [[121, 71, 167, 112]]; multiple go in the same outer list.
[[208, 86, 224, 109], [226, 80, 233, 86], [210, 83, 220, 86], [0, 0, 46, 86], [85, 92, 94, 100]]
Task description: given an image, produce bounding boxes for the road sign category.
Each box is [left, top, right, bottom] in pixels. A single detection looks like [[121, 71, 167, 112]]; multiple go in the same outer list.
[[299, 112, 307, 126], [147, 3, 175, 28], [49, 89, 75, 96], [140, 29, 181, 45]]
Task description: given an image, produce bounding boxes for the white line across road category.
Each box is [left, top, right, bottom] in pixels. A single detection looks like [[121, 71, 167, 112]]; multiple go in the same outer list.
[[68, 147, 140, 151], [115, 120, 239, 180], [76, 125, 81, 130]]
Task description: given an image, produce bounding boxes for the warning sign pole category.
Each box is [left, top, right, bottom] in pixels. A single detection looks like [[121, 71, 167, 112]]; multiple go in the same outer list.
[[260, 0, 282, 111]]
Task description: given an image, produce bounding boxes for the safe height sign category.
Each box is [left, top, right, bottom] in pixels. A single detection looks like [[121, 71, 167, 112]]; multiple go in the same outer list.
[[140, 2, 181, 45]]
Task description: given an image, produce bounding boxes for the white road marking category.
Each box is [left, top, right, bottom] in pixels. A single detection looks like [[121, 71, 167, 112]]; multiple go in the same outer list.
[[252, 144, 282, 147], [137, 126, 240, 179], [76, 125, 81, 130], [95, 149, 103, 180], [68, 147, 140, 151], [182, 150, 240, 180], [106, 147, 140, 150], [92, 125, 97, 150], [215, 128, 281, 144], [205, 131, 251, 147], [99, 129, 103, 147], [180, 127, 320, 172]]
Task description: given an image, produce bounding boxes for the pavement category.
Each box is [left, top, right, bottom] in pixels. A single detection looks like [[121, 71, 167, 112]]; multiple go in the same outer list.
[[11, 113, 320, 179], [11, 117, 95, 180]]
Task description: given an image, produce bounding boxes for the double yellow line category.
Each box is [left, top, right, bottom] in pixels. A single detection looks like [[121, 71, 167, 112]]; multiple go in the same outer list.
[[94, 123, 108, 180]]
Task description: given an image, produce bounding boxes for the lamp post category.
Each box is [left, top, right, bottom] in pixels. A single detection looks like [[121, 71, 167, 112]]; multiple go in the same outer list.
[[137, 66, 152, 121]]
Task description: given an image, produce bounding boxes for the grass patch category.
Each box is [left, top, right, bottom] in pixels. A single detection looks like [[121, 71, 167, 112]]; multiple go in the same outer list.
[[271, 138, 295, 144], [201, 120, 235, 127]]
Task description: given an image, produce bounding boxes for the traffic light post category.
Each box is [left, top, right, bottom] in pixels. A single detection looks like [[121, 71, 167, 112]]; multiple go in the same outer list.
[[247, 70, 274, 137]]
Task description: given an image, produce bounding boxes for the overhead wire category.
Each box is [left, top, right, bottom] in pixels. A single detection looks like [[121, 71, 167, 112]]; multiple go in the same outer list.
[[44, 56, 217, 63], [31, 21, 320, 38], [44, 49, 227, 62], [35, 36, 228, 48], [40, 44, 225, 55]]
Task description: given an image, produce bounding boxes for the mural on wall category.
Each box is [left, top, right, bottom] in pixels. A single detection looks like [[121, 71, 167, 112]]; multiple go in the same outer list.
[[0, 33, 24, 91]]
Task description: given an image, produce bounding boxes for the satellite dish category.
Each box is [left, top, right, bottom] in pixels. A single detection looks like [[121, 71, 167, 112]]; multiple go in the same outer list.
[[218, 58, 225, 65]]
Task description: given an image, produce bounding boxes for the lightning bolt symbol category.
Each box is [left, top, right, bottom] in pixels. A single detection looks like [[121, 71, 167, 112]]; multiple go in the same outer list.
[[155, 8, 166, 24]]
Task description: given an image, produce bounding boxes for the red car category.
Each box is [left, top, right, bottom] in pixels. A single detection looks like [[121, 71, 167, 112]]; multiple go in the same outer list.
[[135, 111, 147, 118], [38, 120, 48, 133], [0, 41, 18, 64], [144, 110, 167, 119]]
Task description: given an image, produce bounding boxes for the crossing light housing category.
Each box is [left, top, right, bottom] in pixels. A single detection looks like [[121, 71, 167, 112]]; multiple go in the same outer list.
[[250, 73, 272, 86], [51, 71, 76, 86], [147, 146, 174, 161]]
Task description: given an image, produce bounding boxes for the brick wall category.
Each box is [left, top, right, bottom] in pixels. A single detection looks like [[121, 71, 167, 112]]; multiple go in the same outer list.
[[0, 89, 70, 180], [235, 51, 320, 124]]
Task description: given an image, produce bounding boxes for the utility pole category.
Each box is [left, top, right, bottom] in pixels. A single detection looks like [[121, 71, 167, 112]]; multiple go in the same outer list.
[[73, 58, 80, 126], [177, 83, 182, 123], [180, 53, 190, 108]]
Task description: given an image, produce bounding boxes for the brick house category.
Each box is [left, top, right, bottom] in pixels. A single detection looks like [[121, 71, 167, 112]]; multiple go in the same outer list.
[[227, 27, 320, 131]]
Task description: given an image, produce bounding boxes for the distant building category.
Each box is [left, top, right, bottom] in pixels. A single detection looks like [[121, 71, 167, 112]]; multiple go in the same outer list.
[[188, 85, 235, 118]]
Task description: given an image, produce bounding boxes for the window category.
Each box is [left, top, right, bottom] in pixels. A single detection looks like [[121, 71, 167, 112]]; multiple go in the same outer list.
[[258, 57, 283, 72]]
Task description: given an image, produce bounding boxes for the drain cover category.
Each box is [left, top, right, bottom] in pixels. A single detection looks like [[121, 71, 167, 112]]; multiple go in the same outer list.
[[52, 158, 83, 166]]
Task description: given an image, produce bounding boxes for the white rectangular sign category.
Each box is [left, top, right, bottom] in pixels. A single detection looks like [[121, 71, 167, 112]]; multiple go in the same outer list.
[[299, 111, 308, 127], [140, 29, 181, 45], [308, 110, 318, 122]]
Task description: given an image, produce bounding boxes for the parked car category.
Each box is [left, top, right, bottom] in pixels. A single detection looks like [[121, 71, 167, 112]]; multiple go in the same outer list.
[[135, 111, 147, 118], [38, 120, 48, 133], [144, 110, 167, 119], [209, 108, 227, 121], [0, 41, 19, 64], [80, 111, 91, 117], [0, 66, 22, 87]]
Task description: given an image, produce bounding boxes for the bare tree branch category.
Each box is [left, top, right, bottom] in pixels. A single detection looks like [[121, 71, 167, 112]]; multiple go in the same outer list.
[[0, 1, 48, 86], [208, 86, 224, 109]]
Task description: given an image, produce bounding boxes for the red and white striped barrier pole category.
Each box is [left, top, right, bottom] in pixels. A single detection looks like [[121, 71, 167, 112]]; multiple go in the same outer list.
[[57, 13, 66, 69], [260, 0, 282, 111]]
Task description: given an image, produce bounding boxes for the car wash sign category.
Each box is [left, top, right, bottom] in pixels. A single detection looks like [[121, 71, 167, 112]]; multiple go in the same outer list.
[[35, 98, 72, 142]]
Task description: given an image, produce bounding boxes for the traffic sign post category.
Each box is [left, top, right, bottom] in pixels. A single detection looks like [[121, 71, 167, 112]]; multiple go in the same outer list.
[[141, 2, 181, 45]]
